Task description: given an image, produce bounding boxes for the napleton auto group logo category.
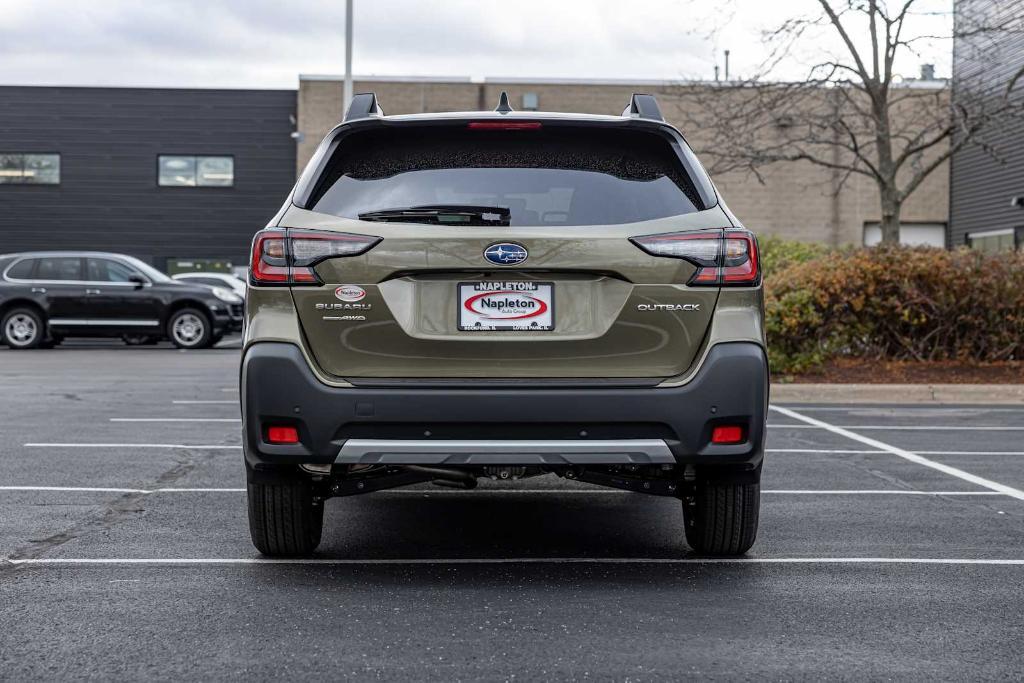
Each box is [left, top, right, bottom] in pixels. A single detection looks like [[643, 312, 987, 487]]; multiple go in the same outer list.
[[334, 285, 366, 302]]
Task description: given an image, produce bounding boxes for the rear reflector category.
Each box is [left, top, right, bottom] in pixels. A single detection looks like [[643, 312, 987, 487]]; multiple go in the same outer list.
[[467, 121, 543, 130], [630, 228, 760, 286], [267, 425, 300, 444], [250, 228, 380, 286], [711, 425, 745, 445]]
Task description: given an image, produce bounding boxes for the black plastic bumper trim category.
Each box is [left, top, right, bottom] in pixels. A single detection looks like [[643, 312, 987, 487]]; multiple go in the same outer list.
[[241, 341, 768, 470]]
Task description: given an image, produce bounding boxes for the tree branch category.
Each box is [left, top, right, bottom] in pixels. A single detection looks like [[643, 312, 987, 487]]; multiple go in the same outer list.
[[817, 0, 875, 88]]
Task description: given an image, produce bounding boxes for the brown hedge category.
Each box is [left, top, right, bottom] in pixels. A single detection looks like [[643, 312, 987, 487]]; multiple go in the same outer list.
[[764, 245, 1024, 374]]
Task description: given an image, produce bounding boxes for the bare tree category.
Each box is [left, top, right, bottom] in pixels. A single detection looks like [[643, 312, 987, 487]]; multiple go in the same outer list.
[[665, 0, 1024, 243]]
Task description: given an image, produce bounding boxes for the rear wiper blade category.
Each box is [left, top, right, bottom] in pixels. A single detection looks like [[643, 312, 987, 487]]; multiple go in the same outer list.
[[358, 205, 511, 226]]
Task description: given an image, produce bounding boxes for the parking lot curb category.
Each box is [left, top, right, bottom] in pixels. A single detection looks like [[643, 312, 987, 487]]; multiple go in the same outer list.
[[772, 383, 1024, 405]]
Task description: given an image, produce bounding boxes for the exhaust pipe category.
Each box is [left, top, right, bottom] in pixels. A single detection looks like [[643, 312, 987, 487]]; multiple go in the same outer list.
[[402, 465, 477, 489]]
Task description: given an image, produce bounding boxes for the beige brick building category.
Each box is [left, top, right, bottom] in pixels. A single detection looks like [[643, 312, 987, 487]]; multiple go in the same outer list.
[[297, 75, 950, 247]]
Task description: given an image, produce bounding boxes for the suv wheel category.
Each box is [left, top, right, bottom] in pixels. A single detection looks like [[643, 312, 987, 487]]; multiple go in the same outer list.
[[683, 480, 760, 555], [167, 308, 212, 349], [2, 308, 45, 349], [247, 480, 324, 556]]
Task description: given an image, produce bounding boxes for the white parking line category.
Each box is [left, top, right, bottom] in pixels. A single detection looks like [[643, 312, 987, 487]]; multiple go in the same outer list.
[[22, 443, 1024, 458], [19, 443, 1024, 458], [110, 418, 240, 423], [171, 400, 237, 405], [770, 448, 1024, 454], [0, 486, 1009, 496], [770, 406, 1024, 501], [767, 449, 884, 454], [767, 448, 1024, 456], [23, 443, 241, 449], [768, 424, 1024, 431], [154, 488, 246, 492], [6, 557, 1024, 566], [774, 406, 1024, 413], [102, 419, 945, 427], [762, 490, 1005, 496], [0, 486, 153, 494], [915, 451, 1024, 456]]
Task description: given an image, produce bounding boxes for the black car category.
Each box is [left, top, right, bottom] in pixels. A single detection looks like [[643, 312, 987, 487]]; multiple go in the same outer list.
[[0, 251, 243, 349]]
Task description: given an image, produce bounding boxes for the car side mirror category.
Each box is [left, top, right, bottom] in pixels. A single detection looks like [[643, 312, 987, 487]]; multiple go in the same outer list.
[[128, 274, 147, 289]]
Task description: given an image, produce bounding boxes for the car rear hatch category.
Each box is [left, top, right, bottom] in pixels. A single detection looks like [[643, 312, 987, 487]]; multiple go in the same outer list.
[[261, 119, 753, 380]]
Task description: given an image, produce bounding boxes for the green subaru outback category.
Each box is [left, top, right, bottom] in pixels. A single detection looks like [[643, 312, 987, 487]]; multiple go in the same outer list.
[[241, 92, 767, 557]]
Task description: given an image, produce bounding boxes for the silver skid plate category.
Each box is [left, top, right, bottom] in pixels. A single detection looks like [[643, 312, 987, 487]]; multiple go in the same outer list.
[[335, 439, 675, 465]]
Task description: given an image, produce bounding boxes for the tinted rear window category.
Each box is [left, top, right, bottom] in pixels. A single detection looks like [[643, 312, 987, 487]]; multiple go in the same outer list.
[[6, 258, 36, 279], [310, 126, 702, 226], [37, 257, 82, 281]]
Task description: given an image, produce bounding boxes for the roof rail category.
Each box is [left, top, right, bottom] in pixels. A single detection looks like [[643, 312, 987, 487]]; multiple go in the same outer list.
[[344, 92, 385, 122], [623, 93, 664, 122]]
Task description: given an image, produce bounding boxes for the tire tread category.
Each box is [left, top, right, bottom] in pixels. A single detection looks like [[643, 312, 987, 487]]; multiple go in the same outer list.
[[247, 480, 323, 556], [684, 481, 759, 555]]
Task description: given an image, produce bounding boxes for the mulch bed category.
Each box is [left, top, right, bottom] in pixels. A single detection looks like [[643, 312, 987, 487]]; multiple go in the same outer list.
[[776, 358, 1024, 384]]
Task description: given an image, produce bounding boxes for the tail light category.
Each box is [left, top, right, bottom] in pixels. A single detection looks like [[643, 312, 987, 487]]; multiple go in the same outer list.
[[266, 425, 299, 444], [630, 229, 760, 286], [250, 228, 380, 285], [711, 425, 745, 445]]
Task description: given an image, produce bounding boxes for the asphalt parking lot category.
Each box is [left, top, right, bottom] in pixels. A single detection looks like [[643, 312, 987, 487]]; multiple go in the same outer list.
[[1, 347, 1022, 679]]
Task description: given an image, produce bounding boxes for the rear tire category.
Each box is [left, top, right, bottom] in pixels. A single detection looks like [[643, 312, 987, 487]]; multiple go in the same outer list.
[[2, 307, 45, 349], [167, 308, 212, 349], [683, 480, 760, 555], [247, 480, 324, 556]]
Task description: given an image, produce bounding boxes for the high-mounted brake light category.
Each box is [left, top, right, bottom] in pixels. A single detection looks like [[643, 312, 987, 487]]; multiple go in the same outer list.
[[467, 121, 543, 130], [250, 228, 380, 286], [630, 228, 760, 286]]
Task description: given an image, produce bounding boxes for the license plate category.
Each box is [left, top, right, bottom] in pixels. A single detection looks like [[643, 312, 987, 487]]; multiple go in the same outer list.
[[458, 281, 554, 331]]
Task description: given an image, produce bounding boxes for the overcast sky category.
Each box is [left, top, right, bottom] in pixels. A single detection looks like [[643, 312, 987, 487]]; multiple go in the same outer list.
[[1, 0, 953, 88]]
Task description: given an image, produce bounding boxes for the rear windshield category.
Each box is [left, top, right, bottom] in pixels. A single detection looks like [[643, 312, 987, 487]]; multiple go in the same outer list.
[[310, 126, 703, 226]]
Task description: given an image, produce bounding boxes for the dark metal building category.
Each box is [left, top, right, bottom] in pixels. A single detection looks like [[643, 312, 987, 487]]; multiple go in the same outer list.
[[950, 0, 1024, 251], [0, 86, 296, 273]]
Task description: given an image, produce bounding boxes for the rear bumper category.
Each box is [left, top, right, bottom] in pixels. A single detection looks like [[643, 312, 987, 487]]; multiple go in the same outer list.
[[241, 341, 768, 472]]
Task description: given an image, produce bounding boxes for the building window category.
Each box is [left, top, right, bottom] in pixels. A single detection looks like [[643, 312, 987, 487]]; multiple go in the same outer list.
[[158, 155, 234, 187], [166, 258, 235, 275], [0, 153, 60, 185], [863, 222, 946, 247], [966, 228, 1019, 253], [521, 92, 539, 111]]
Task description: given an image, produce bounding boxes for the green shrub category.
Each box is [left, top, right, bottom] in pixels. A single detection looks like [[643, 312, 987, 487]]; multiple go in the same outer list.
[[758, 235, 830, 277], [763, 244, 1024, 374]]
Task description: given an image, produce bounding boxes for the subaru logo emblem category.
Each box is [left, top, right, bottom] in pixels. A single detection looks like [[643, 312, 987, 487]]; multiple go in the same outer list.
[[484, 242, 528, 266]]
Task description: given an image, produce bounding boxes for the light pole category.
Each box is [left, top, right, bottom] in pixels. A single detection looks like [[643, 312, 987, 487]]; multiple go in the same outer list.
[[343, 0, 354, 115]]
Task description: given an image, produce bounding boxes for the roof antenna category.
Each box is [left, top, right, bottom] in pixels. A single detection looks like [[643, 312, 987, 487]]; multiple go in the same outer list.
[[494, 91, 514, 114]]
